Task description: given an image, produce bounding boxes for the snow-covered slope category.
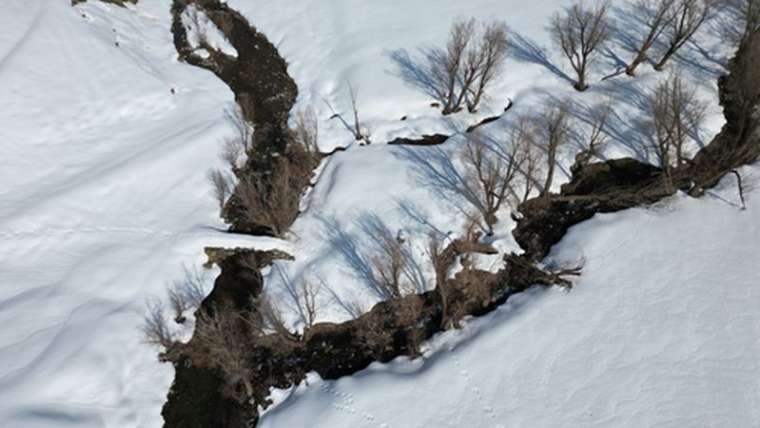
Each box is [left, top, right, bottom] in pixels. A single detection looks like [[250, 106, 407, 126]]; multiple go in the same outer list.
[[1, 0, 757, 427], [259, 172, 760, 428], [0, 1, 277, 426]]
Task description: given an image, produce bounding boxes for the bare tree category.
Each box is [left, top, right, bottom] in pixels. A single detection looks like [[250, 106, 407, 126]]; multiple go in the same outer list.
[[166, 265, 209, 324], [193, 307, 254, 403], [323, 84, 371, 143], [460, 131, 522, 235], [469, 21, 509, 112], [626, 0, 677, 75], [551, 1, 612, 91], [433, 18, 475, 114], [653, 0, 712, 71], [167, 283, 190, 324], [647, 71, 706, 189], [358, 216, 424, 300], [291, 107, 319, 156], [529, 103, 571, 201], [252, 292, 297, 340], [142, 299, 176, 350], [348, 82, 370, 143], [572, 103, 611, 172], [277, 267, 322, 331], [177, 265, 209, 309], [426, 232, 453, 328], [208, 168, 234, 212], [371, 231, 408, 300], [509, 117, 544, 203], [220, 107, 253, 171], [407, 18, 508, 114]]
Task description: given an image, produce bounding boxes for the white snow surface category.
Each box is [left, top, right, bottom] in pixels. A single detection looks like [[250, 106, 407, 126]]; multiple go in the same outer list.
[[0, 0, 758, 427], [260, 178, 760, 428], [0, 0, 275, 426]]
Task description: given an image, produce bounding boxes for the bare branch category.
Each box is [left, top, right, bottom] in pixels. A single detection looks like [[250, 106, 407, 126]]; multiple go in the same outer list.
[[551, 1, 612, 90], [653, 0, 712, 70], [646, 71, 706, 190], [142, 299, 176, 350], [208, 168, 234, 212], [460, 131, 522, 235], [626, 0, 677, 75]]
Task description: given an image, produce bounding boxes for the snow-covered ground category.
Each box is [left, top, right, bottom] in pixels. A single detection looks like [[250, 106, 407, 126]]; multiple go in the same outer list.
[[260, 173, 760, 428], [233, 0, 731, 329], [0, 1, 271, 426], [1, 0, 757, 427]]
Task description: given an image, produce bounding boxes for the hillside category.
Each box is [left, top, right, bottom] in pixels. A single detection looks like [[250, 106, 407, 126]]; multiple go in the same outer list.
[[0, 1, 758, 427]]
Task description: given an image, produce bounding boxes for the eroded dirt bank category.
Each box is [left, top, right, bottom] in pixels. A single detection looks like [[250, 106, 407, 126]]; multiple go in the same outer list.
[[160, 2, 760, 425]]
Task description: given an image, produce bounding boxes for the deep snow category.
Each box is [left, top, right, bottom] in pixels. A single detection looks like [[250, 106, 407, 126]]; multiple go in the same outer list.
[[1, 0, 757, 427], [259, 175, 760, 428]]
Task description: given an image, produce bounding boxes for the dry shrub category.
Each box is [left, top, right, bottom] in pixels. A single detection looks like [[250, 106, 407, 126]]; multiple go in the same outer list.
[[142, 299, 176, 350]]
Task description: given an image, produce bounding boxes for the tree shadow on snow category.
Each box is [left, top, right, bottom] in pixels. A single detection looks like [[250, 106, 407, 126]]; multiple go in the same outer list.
[[508, 31, 574, 85]]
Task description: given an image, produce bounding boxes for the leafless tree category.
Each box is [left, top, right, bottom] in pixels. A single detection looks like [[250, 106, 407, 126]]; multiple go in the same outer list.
[[426, 233, 453, 328], [411, 18, 508, 114], [460, 131, 522, 235], [208, 168, 234, 212], [193, 307, 255, 403], [551, 1, 612, 91], [508, 118, 544, 203], [572, 103, 611, 172], [371, 231, 408, 300], [348, 82, 370, 143], [291, 107, 319, 156], [167, 282, 190, 324], [647, 71, 706, 189], [432, 18, 475, 114], [359, 216, 424, 300], [323, 84, 371, 143], [166, 265, 209, 324], [142, 299, 176, 350], [220, 107, 253, 171], [277, 268, 322, 330], [464, 21, 510, 112], [177, 265, 209, 309], [529, 103, 571, 201], [653, 0, 712, 70], [251, 293, 297, 339], [626, 0, 677, 75]]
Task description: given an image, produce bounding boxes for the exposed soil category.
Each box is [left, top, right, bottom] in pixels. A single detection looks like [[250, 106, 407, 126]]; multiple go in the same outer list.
[[161, 2, 760, 425]]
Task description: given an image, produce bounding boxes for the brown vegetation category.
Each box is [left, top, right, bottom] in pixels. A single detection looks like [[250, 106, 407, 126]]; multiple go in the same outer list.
[[626, 0, 677, 75], [423, 18, 509, 114], [551, 1, 612, 91], [653, 0, 712, 70]]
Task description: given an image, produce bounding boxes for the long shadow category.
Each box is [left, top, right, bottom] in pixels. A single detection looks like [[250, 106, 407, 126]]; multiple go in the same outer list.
[[356, 213, 428, 294], [387, 48, 443, 104], [508, 31, 574, 85], [318, 216, 383, 299], [393, 145, 483, 220]]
